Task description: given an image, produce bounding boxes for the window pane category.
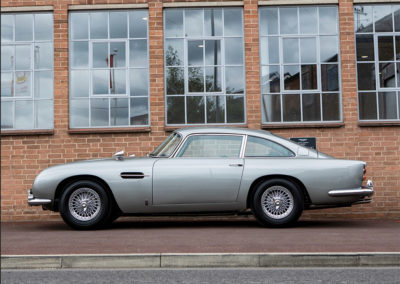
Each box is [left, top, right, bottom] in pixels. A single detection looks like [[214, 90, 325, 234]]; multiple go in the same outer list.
[[280, 7, 298, 35], [70, 70, 89, 98], [226, 95, 244, 123], [1, 46, 14, 70], [262, 94, 281, 122], [15, 14, 33, 41], [91, 98, 109, 126], [187, 96, 205, 123], [396, 36, 400, 60], [261, 65, 280, 93], [225, 38, 243, 65], [35, 100, 53, 129], [300, 38, 316, 63], [356, 35, 374, 61], [354, 6, 373, 33], [378, 36, 394, 61], [129, 11, 148, 38], [245, 136, 294, 157], [225, 67, 244, 94], [165, 39, 184, 66], [357, 63, 376, 90], [110, 98, 129, 126], [92, 70, 109, 95], [166, 67, 184, 95], [322, 93, 340, 121], [282, 94, 300, 121], [204, 9, 222, 37], [165, 10, 183, 38], [93, 43, 108, 68], [109, 12, 127, 39], [205, 67, 222, 92], [130, 68, 148, 96], [260, 37, 279, 65], [34, 71, 53, 99], [110, 69, 126, 94], [188, 40, 204, 66], [15, 100, 33, 129], [206, 95, 225, 123], [90, 12, 108, 39], [301, 65, 318, 90], [1, 73, 13, 97], [224, 8, 243, 37], [260, 8, 278, 35], [188, 67, 204, 93], [71, 41, 88, 68], [1, 101, 13, 128], [302, 93, 321, 121], [374, 5, 393, 32], [1, 15, 13, 42], [395, 6, 400, 32], [70, 99, 89, 127], [71, 13, 88, 40], [379, 63, 396, 88], [110, 42, 126, 68], [185, 9, 203, 37], [130, 40, 148, 68], [320, 36, 338, 62], [15, 71, 31, 97], [283, 38, 299, 63], [378, 92, 397, 119], [319, 7, 337, 34], [205, 40, 221, 66], [358, 92, 377, 120], [35, 14, 52, 41], [284, 65, 300, 90], [130, 97, 148, 125], [397, 63, 400, 87], [167, 96, 185, 124], [34, 43, 53, 69], [321, 64, 339, 91], [299, 7, 317, 34]]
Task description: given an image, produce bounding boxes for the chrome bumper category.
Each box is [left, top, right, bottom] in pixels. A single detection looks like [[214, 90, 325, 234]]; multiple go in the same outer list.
[[27, 189, 52, 206], [328, 180, 374, 197]]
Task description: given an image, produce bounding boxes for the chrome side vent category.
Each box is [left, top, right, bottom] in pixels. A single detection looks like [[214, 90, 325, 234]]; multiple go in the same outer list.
[[120, 172, 146, 179]]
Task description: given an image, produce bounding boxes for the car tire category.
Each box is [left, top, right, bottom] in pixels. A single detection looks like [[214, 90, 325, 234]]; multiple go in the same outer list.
[[59, 180, 110, 230], [251, 178, 304, 227]]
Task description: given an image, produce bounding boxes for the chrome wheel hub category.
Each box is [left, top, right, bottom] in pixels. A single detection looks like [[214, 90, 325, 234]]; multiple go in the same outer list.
[[68, 188, 101, 221], [261, 186, 294, 219]]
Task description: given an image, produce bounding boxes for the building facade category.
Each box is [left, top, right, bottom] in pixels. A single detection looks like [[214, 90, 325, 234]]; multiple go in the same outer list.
[[1, 0, 399, 221]]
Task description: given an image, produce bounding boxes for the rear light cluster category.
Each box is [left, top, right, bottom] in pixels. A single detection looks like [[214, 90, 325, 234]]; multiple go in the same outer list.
[[363, 166, 367, 181]]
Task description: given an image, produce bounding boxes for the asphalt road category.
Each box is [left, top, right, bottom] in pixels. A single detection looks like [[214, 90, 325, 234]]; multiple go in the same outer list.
[[2, 268, 400, 284]]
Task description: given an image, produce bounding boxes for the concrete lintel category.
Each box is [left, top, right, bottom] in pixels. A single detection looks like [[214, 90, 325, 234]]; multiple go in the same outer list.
[[163, 1, 244, 8], [68, 4, 148, 11], [259, 0, 338, 6], [1, 6, 53, 12]]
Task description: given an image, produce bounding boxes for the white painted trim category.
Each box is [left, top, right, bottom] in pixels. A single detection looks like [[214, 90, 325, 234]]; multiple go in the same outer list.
[[259, 0, 338, 6], [163, 2, 244, 8], [68, 4, 148, 11], [1, 6, 53, 12]]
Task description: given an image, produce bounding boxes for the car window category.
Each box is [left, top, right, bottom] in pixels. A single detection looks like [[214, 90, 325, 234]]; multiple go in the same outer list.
[[176, 135, 243, 158], [150, 132, 181, 157], [245, 136, 294, 157]]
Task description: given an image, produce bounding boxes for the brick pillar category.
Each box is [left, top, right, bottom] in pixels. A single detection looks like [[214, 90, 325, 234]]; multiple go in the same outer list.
[[244, 0, 261, 129]]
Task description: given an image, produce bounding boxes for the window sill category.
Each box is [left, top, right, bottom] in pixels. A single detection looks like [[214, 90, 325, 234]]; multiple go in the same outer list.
[[68, 127, 151, 134], [164, 124, 248, 132], [1, 129, 54, 136], [261, 122, 344, 129], [358, 121, 400, 127]]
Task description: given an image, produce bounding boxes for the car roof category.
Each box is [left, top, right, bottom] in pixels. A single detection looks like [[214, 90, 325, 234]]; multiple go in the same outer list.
[[175, 127, 272, 138]]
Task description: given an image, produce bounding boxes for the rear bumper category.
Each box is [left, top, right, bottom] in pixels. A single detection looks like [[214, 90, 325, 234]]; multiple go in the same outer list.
[[27, 189, 52, 206], [328, 180, 374, 197]]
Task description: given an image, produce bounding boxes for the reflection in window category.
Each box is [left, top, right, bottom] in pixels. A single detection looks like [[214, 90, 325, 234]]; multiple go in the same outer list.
[[69, 10, 149, 128], [260, 6, 341, 123], [1, 12, 54, 130]]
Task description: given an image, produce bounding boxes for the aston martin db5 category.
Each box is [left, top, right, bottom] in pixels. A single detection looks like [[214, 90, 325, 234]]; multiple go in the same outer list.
[[28, 127, 374, 229]]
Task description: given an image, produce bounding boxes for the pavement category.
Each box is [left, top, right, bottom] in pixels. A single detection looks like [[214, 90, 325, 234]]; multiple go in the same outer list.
[[1, 217, 400, 269]]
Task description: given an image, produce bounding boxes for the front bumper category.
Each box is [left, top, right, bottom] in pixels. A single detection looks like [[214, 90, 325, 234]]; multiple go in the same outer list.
[[27, 189, 52, 206], [328, 180, 374, 197]]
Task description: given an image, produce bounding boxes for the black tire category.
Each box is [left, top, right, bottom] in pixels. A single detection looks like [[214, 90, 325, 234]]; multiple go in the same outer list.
[[251, 178, 304, 227], [59, 180, 111, 230]]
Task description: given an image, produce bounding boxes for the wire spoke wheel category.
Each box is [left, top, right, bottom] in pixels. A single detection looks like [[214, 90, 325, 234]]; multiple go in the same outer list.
[[261, 185, 294, 220], [68, 187, 101, 222]]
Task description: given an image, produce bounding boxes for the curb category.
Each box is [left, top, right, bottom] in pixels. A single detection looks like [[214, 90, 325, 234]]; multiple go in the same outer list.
[[2, 253, 400, 269]]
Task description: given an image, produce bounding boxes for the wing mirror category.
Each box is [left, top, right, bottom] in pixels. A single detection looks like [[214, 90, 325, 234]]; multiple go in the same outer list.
[[113, 150, 124, 161]]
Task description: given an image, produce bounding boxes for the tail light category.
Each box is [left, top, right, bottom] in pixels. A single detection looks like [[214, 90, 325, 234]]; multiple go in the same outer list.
[[363, 166, 367, 181]]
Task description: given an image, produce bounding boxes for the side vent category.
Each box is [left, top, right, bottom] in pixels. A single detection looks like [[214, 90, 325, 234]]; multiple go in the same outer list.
[[120, 172, 146, 179]]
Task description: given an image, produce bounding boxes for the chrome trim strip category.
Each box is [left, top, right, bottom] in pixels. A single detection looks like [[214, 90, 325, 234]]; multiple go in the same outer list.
[[28, 190, 52, 206], [328, 188, 374, 197], [120, 172, 148, 179]]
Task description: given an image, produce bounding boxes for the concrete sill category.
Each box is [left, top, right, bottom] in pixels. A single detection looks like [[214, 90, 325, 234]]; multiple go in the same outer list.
[[262, 123, 344, 129], [1, 129, 54, 136], [358, 121, 400, 127], [68, 127, 151, 134]]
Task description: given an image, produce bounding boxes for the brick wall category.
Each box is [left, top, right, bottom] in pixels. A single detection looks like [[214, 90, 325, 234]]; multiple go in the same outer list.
[[1, 0, 399, 221]]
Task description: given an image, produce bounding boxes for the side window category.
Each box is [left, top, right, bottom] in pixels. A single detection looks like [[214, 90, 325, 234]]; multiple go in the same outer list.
[[176, 135, 243, 158], [245, 136, 294, 157]]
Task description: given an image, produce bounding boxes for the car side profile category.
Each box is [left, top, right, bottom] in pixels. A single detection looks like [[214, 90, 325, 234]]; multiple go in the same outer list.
[[28, 127, 374, 229]]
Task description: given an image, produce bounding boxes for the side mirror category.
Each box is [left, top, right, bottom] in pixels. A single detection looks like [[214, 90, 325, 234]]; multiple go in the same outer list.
[[113, 150, 124, 161]]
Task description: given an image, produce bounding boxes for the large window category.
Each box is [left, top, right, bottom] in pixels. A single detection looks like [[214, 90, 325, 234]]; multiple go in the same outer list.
[[1, 13, 54, 130], [259, 6, 341, 124], [69, 10, 149, 128], [355, 5, 400, 121], [164, 8, 245, 125]]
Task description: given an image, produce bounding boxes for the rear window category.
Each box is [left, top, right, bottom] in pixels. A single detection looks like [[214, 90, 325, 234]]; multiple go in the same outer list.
[[245, 136, 294, 157]]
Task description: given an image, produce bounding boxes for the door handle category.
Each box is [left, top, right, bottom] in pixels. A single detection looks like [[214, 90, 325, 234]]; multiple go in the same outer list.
[[229, 163, 243, 167]]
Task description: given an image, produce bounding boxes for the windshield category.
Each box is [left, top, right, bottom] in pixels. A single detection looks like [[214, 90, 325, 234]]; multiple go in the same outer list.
[[150, 133, 181, 157]]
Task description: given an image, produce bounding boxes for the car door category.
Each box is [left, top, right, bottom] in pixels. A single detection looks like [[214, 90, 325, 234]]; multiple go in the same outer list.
[[152, 134, 245, 205]]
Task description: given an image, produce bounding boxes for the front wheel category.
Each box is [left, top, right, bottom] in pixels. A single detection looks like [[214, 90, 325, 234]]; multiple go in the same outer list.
[[251, 179, 304, 227]]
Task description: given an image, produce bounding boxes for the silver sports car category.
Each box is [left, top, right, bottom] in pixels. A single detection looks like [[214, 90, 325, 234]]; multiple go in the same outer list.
[[28, 127, 374, 229]]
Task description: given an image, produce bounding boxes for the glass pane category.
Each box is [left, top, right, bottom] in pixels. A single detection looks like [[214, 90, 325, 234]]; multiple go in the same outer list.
[[397, 63, 400, 87], [34, 13, 52, 41], [378, 36, 394, 61], [91, 98, 109, 126], [34, 71, 53, 99], [357, 63, 376, 90], [93, 42, 108, 68], [321, 64, 339, 91], [188, 67, 204, 92], [15, 100, 33, 129], [185, 9, 203, 37], [319, 7, 337, 34], [71, 13, 88, 40], [282, 94, 300, 121], [206, 95, 225, 123], [358, 92, 377, 120], [1, 46, 14, 70], [90, 12, 108, 39], [205, 67, 222, 92], [167, 96, 185, 124], [261, 65, 280, 93], [1, 100, 13, 128], [379, 63, 396, 88], [322, 93, 340, 121], [1, 73, 13, 97], [396, 36, 400, 60], [15, 14, 33, 41], [110, 42, 126, 68], [187, 96, 205, 124], [71, 41, 88, 68], [165, 10, 183, 38], [245, 136, 294, 157], [110, 69, 126, 94], [165, 39, 184, 66], [15, 71, 31, 97], [1, 14, 13, 42], [284, 65, 300, 90], [354, 5, 373, 33], [205, 40, 221, 66], [302, 93, 320, 121], [356, 35, 374, 62], [280, 7, 298, 35], [225, 66, 244, 94], [130, 68, 148, 96], [35, 100, 53, 129], [300, 38, 316, 63], [188, 40, 204, 66], [259, 8, 278, 35], [378, 92, 397, 119], [129, 11, 148, 38], [374, 5, 393, 32], [301, 65, 318, 90], [320, 36, 338, 62], [166, 67, 184, 95], [225, 38, 243, 65], [283, 38, 299, 63], [262, 94, 281, 122], [109, 12, 127, 39], [224, 8, 243, 37], [70, 99, 89, 127], [260, 37, 279, 65], [395, 6, 400, 32], [70, 70, 89, 98], [130, 40, 148, 68], [204, 9, 222, 36], [226, 95, 244, 123], [130, 97, 149, 125], [110, 98, 129, 126], [92, 70, 109, 95], [299, 7, 317, 34], [34, 43, 53, 69]]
